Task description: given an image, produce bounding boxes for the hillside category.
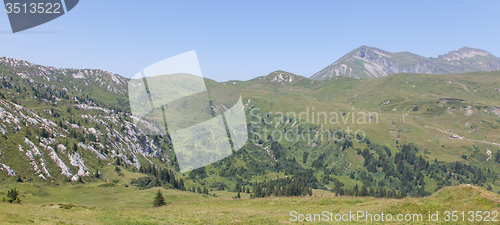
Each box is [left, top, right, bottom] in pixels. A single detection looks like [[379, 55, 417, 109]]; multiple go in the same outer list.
[[1, 57, 500, 211], [311, 46, 500, 79], [0, 57, 172, 182]]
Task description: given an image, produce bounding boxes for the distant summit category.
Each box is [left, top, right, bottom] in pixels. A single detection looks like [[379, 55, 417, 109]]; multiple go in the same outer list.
[[438, 46, 493, 61], [311, 46, 500, 80], [249, 70, 308, 85]]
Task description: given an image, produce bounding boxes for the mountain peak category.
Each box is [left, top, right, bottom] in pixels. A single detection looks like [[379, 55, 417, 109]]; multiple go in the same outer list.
[[438, 46, 493, 61], [254, 70, 304, 85], [311, 46, 500, 80]]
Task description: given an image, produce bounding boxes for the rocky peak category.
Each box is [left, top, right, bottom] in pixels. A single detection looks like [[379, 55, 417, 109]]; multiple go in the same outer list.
[[352, 46, 393, 61], [260, 70, 300, 85], [311, 46, 500, 80], [438, 46, 493, 61]]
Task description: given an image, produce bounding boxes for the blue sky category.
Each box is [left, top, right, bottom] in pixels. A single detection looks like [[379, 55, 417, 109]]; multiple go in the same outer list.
[[0, 0, 499, 81]]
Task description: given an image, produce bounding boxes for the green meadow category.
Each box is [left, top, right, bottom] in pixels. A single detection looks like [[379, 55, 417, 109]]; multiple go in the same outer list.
[[1, 183, 499, 224]]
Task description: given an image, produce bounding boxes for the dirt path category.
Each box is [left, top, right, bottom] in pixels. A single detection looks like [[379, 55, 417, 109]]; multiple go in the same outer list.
[[464, 139, 500, 147], [425, 125, 500, 146], [424, 125, 457, 137]]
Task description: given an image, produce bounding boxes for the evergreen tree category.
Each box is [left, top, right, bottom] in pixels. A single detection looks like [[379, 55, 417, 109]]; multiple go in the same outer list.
[[180, 179, 185, 191], [153, 190, 166, 207]]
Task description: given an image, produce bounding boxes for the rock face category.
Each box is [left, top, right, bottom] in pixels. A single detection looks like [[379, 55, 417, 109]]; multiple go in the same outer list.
[[0, 57, 168, 180], [311, 46, 500, 80]]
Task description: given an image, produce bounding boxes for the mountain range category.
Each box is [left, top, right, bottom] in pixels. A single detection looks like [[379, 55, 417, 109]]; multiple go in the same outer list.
[[311, 46, 500, 79], [1, 49, 500, 206]]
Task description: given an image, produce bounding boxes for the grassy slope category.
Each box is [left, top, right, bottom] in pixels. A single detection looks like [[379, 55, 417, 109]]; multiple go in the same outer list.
[[1, 184, 499, 224], [2, 69, 500, 223], [233, 71, 500, 191]]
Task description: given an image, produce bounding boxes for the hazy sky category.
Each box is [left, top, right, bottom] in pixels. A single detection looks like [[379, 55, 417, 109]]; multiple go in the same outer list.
[[0, 0, 499, 81]]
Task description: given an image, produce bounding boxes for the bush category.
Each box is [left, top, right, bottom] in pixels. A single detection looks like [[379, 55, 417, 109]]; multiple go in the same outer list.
[[130, 177, 152, 188], [58, 203, 75, 210], [6, 188, 20, 203], [98, 183, 115, 188]]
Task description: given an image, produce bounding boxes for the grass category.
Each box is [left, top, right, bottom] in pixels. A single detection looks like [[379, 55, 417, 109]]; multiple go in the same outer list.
[[0, 184, 499, 224], [3, 67, 500, 223]]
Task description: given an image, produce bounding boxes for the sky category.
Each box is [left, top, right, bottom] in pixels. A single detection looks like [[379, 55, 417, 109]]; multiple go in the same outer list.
[[0, 0, 499, 82]]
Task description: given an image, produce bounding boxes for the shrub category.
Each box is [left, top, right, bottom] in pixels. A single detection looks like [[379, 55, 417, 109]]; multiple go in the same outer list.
[[6, 188, 20, 203]]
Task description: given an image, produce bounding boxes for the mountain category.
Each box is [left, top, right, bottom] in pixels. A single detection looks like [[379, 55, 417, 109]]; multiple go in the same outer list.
[[0, 57, 169, 182], [0, 57, 128, 95], [310, 46, 500, 80], [1, 56, 500, 204]]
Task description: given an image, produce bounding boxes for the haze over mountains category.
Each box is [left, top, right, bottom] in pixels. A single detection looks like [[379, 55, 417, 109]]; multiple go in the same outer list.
[[311, 46, 500, 80]]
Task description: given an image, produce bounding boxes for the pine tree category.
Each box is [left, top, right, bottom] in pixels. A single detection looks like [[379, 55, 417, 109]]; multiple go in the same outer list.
[[179, 179, 185, 190], [153, 190, 166, 207]]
